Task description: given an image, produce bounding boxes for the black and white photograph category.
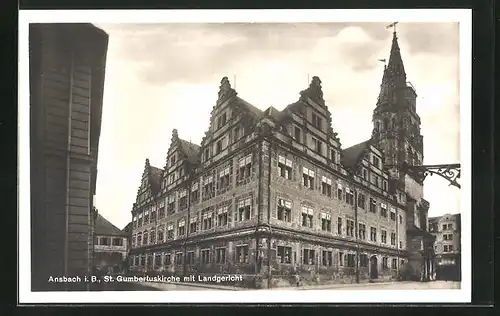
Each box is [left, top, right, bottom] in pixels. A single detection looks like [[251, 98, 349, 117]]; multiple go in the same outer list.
[[18, 9, 471, 304]]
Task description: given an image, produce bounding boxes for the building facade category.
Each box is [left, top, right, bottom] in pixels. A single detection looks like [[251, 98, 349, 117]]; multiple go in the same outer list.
[[29, 24, 108, 291], [129, 31, 435, 287], [91, 208, 129, 272], [429, 213, 461, 281]]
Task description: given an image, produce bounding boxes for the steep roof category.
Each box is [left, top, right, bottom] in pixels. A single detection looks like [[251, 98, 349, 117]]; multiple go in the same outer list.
[[148, 165, 163, 195], [94, 213, 128, 237], [179, 139, 201, 165], [234, 96, 264, 118], [342, 140, 371, 167]]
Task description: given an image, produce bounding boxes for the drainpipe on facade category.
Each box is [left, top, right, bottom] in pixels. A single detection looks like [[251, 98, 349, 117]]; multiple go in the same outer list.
[[353, 183, 360, 284], [183, 164, 192, 278], [255, 137, 263, 278], [267, 136, 273, 289]]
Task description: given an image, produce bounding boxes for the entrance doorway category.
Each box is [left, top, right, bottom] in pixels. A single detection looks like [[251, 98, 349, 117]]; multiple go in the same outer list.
[[370, 255, 378, 279]]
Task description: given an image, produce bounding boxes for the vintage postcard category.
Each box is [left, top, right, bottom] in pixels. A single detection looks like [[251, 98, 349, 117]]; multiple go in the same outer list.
[[18, 9, 471, 304]]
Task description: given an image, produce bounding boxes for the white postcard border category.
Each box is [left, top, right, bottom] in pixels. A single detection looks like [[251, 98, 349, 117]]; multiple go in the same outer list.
[[18, 9, 472, 304]]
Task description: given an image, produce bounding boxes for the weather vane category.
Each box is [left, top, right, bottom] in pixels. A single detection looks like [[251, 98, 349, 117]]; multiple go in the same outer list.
[[386, 21, 399, 33]]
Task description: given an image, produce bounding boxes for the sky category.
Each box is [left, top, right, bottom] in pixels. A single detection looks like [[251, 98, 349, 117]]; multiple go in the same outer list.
[[93, 22, 460, 230]]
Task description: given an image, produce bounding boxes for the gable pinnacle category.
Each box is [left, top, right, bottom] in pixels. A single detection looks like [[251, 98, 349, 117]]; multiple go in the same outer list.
[[217, 76, 237, 105]]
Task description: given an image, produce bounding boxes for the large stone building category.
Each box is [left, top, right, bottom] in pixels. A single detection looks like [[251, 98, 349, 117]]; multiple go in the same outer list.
[[129, 31, 435, 287], [91, 208, 129, 272], [29, 24, 108, 291], [429, 213, 461, 281]]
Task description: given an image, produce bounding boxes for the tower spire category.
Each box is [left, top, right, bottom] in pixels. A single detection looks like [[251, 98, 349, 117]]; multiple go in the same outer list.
[[385, 22, 406, 86]]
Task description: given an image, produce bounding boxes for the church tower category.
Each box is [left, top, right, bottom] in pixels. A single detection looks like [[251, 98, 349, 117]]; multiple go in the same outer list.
[[371, 29, 424, 185]]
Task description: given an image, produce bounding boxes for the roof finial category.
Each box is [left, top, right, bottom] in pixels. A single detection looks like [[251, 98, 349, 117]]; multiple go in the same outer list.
[[386, 21, 399, 36]]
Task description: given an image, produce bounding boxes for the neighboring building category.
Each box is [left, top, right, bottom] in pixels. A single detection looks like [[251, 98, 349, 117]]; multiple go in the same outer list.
[[29, 23, 108, 291], [129, 31, 435, 286], [123, 221, 133, 267], [91, 208, 129, 271], [429, 213, 461, 281]]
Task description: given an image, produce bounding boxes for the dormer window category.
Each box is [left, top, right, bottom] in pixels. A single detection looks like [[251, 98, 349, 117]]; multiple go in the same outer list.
[[313, 138, 322, 154], [294, 126, 301, 142], [217, 113, 227, 130], [204, 148, 210, 162], [312, 113, 322, 130], [372, 155, 380, 169], [330, 149, 337, 163], [216, 139, 222, 154], [170, 154, 176, 165]]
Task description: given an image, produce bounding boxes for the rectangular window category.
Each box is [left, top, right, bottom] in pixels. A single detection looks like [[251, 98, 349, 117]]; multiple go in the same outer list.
[[301, 206, 314, 228], [369, 198, 377, 213], [178, 220, 186, 236], [381, 230, 387, 244], [175, 252, 183, 265], [167, 196, 176, 214], [179, 190, 188, 210], [322, 250, 333, 266], [142, 232, 148, 245], [363, 168, 368, 180], [390, 209, 396, 221], [302, 167, 315, 190], [321, 213, 332, 231], [277, 246, 292, 264], [185, 251, 195, 265], [330, 149, 337, 163], [391, 232, 396, 245], [449, 245, 454, 252], [321, 176, 332, 197], [339, 252, 344, 266], [236, 245, 249, 263], [347, 254, 356, 267], [189, 218, 197, 233], [313, 137, 322, 154], [372, 156, 380, 169], [216, 248, 226, 264], [218, 166, 231, 192], [201, 249, 210, 264], [237, 197, 252, 221], [312, 113, 322, 129], [202, 210, 214, 230], [202, 175, 215, 201], [443, 245, 448, 252], [164, 254, 171, 266], [237, 154, 252, 183], [345, 188, 355, 206], [337, 183, 344, 200], [360, 254, 368, 268], [233, 126, 240, 141], [357, 193, 366, 209], [277, 199, 292, 222], [337, 217, 343, 235], [399, 215, 403, 224], [303, 249, 315, 265], [204, 148, 210, 162], [382, 257, 389, 269], [346, 219, 355, 237], [383, 180, 388, 191], [112, 238, 123, 246], [358, 223, 366, 240], [370, 227, 377, 242], [191, 182, 200, 204], [167, 225, 174, 239], [278, 155, 293, 180], [294, 126, 301, 142], [150, 230, 156, 244], [392, 258, 398, 270], [216, 205, 229, 227], [380, 204, 388, 217], [216, 139, 223, 154]]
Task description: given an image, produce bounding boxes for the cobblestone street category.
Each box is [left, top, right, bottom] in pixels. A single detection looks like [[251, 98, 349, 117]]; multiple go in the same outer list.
[[127, 280, 460, 291]]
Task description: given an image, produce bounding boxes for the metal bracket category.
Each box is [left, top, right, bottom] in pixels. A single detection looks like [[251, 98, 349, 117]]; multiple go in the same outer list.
[[401, 162, 461, 189]]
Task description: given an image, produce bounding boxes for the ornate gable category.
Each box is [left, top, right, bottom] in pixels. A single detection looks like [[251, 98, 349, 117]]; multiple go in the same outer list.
[[136, 158, 163, 204], [200, 77, 263, 150]]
